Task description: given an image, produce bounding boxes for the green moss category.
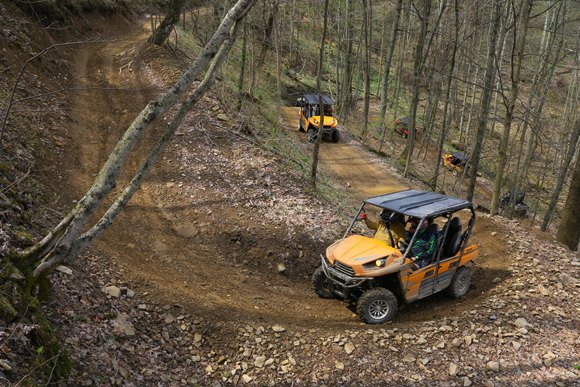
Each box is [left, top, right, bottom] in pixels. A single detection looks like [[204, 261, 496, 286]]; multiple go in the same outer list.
[[31, 307, 72, 382], [0, 296, 18, 322], [15, 230, 34, 245]]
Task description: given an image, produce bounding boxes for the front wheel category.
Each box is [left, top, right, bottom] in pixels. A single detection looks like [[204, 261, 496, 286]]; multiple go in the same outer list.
[[445, 266, 472, 298], [312, 266, 335, 299], [307, 127, 318, 143], [330, 129, 340, 143], [298, 120, 305, 132], [356, 288, 398, 324]]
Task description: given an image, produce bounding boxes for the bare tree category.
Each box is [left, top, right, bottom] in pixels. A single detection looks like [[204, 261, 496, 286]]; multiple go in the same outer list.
[[402, 0, 431, 177], [148, 0, 186, 46], [466, 0, 502, 202], [556, 144, 580, 251], [490, 0, 533, 215], [378, 0, 404, 139], [542, 118, 580, 231], [20, 0, 258, 281], [362, 0, 372, 139], [311, 0, 330, 188], [432, 0, 459, 191]]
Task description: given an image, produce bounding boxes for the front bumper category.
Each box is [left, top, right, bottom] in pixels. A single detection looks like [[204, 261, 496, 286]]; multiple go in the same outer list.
[[320, 255, 371, 291]]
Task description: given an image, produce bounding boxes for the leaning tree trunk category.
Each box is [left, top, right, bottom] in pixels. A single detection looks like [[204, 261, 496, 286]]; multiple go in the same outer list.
[[542, 118, 580, 232], [556, 145, 580, 251], [148, 0, 186, 46], [466, 0, 501, 202], [23, 0, 258, 281]]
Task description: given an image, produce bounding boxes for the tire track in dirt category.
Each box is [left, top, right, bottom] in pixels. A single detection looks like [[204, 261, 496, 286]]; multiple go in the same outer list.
[[64, 28, 511, 330], [66, 29, 364, 328]]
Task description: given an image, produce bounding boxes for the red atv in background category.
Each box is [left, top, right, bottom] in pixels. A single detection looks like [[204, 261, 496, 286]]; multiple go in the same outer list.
[[394, 116, 422, 139]]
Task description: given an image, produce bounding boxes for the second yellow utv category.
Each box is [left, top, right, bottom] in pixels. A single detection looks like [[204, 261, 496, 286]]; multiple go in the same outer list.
[[297, 94, 340, 143]]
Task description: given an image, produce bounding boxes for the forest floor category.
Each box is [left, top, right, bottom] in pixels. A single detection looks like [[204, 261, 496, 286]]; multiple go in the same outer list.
[[2, 10, 579, 387]]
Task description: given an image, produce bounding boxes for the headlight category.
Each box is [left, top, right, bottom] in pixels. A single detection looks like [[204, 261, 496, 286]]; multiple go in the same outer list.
[[313, 119, 318, 124], [363, 257, 388, 270]]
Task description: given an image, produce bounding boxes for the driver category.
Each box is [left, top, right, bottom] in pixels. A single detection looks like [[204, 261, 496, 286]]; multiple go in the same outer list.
[[404, 217, 436, 268], [361, 209, 405, 247]]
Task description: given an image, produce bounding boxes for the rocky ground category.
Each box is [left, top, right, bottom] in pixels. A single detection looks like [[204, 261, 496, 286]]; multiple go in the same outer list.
[[0, 4, 578, 386], [40, 199, 580, 386]]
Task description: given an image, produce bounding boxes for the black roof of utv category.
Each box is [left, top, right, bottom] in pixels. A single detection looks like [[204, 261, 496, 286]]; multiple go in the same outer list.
[[365, 189, 473, 218], [303, 94, 334, 105]]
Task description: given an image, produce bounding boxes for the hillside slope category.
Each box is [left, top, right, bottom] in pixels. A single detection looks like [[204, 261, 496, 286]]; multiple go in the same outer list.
[[0, 4, 578, 386]]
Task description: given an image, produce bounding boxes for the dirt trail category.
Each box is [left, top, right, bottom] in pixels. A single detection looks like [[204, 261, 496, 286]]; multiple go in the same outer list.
[[280, 107, 407, 198], [62, 26, 511, 331]]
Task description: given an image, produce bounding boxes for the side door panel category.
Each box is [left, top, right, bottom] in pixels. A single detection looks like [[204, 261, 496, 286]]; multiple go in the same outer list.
[[434, 257, 460, 292], [400, 263, 437, 302]]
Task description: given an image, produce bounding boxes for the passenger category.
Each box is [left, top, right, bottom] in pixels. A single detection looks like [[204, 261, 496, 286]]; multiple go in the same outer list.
[[405, 218, 437, 268], [361, 209, 405, 247]]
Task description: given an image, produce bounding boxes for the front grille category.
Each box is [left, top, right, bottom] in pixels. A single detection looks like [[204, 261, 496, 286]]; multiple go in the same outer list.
[[333, 261, 355, 277]]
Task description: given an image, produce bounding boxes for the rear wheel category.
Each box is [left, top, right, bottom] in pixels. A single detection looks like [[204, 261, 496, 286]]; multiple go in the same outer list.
[[356, 288, 398, 324], [312, 267, 335, 299], [330, 129, 340, 143], [445, 266, 472, 298]]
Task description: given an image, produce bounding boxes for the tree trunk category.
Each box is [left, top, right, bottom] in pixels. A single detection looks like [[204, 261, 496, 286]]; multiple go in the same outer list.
[[432, 0, 459, 191], [542, 118, 580, 232], [362, 0, 371, 140], [556, 144, 580, 251], [466, 0, 501, 202], [338, 0, 354, 119], [512, 1, 565, 217], [403, 0, 431, 177], [148, 0, 186, 46], [273, 0, 281, 113], [378, 0, 403, 135], [237, 20, 248, 111], [24, 0, 258, 280], [310, 0, 330, 188], [490, 0, 533, 215]]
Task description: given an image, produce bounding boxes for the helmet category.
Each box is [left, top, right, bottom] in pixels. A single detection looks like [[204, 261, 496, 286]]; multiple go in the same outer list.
[[408, 217, 428, 232], [379, 209, 391, 222]]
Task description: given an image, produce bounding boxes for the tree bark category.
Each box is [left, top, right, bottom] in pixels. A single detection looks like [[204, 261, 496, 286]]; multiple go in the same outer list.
[[362, 0, 371, 140], [403, 0, 431, 177], [556, 143, 580, 251], [237, 20, 248, 111], [432, 0, 459, 191], [24, 0, 258, 280], [490, 0, 533, 215], [466, 0, 501, 202], [542, 118, 580, 232], [310, 0, 330, 188], [148, 0, 186, 46], [378, 0, 403, 137]]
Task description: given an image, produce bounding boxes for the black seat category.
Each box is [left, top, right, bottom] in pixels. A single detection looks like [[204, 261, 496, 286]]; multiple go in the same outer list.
[[443, 217, 462, 258], [426, 222, 441, 264]]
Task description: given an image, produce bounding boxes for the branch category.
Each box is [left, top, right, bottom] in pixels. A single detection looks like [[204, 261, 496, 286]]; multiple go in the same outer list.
[[32, 3, 257, 279], [29, 0, 259, 277]]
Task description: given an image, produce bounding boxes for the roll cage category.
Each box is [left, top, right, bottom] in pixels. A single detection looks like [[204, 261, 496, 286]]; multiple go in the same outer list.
[[344, 190, 476, 263]]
